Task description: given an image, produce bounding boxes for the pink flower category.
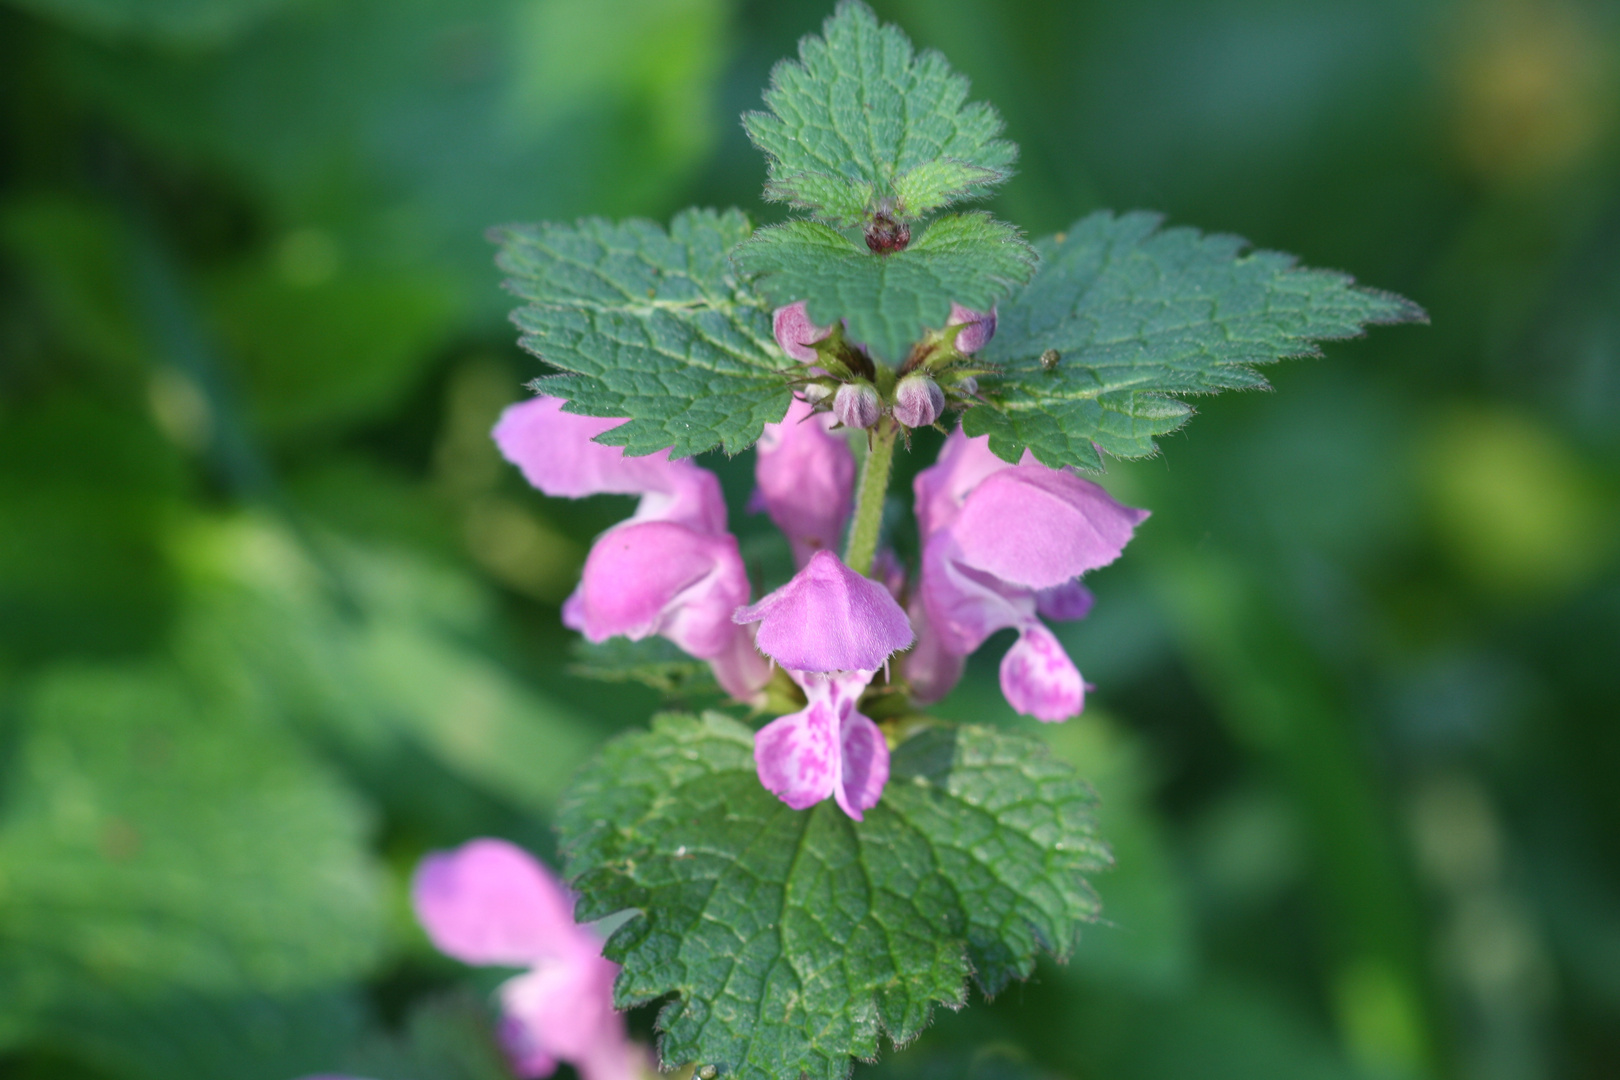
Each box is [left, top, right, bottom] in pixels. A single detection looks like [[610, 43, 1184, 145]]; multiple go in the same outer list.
[[754, 398, 855, 566], [412, 839, 643, 1080], [773, 301, 834, 363], [734, 550, 914, 818], [907, 428, 1147, 721], [754, 669, 890, 820], [495, 396, 769, 702], [733, 550, 914, 674]]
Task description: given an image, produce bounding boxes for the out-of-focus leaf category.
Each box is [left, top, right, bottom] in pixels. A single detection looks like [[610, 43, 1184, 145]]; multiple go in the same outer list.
[[0, 195, 145, 372], [498, 208, 792, 458], [569, 636, 720, 698], [0, 395, 183, 662], [965, 210, 1425, 468], [341, 991, 511, 1080], [558, 713, 1108, 1080], [733, 212, 1037, 364], [45, 0, 730, 320], [0, 660, 386, 1059], [173, 516, 598, 817], [3, 0, 292, 47], [211, 261, 459, 435], [743, 0, 1015, 225]]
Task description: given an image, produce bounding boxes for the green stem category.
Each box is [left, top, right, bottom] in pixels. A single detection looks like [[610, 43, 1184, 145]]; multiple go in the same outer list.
[[843, 417, 898, 577]]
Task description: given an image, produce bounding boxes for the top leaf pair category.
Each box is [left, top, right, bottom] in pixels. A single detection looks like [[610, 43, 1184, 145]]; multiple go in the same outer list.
[[745, 0, 1015, 227], [495, 0, 1423, 471]]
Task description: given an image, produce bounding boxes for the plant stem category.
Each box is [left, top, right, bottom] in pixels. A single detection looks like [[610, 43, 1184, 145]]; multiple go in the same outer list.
[[843, 417, 898, 577]]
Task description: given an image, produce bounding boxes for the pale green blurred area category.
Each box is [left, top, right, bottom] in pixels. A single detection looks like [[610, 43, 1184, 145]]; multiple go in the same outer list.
[[1, 0, 1618, 1078]]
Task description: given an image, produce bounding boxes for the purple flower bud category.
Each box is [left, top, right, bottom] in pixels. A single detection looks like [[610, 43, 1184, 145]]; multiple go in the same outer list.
[[892, 373, 945, 428], [947, 302, 997, 354], [755, 398, 855, 566], [412, 839, 644, 1080], [733, 549, 914, 673], [833, 379, 881, 429], [773, 301, 834, 363]]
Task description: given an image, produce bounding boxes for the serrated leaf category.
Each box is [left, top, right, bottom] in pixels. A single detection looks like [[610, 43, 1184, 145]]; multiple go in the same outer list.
[[964, 210, 1426, 468], [733, 213, 1037, 365], [743, 0, 1015, 225], [557, 713, 1108, 1080], [496, 207, 793, 459]]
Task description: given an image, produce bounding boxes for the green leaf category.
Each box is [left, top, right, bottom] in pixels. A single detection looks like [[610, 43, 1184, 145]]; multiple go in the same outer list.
[[496, 207, 793, 458], [0, 661, 386, 1056], [964, 211, 1426, 468], [569, 636, 721, 698], [744, 0, 1015, 225], [733, 213, 1037, 365], [557, 713, 1108, 1080]]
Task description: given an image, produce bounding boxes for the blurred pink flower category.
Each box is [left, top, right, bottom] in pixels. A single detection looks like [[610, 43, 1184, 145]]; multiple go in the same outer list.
[[412, 839, 642, 1080]]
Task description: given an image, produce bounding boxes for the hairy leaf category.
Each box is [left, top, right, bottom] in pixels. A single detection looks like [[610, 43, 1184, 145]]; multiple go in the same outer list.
[[558, 713, 1108, 1080], [964, 210, 1426, 468], [733, 213, 1037, 365], [496, 208, 792, 459], [744, 0, 1015, 225]]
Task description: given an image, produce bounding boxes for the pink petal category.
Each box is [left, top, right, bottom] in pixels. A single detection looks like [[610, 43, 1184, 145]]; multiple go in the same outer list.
[[411, 839, 581, 968], [903, 596, 967, 706], [754, 700, 840, 810], [912, 426, 1023, 539], [498, 953, 627, 1077], [733, 550, 914, 672], [577, 522, 750, 658], [951, 466, 1149, 590], [999, 623, 1085, 722], [918, 531, 1032, 657], [755, 398, 855, 566], [773, 301, 835, 363], [1035, 580, 1095, 622], [835, 711, 890, 821], [704, 623, 773, 703], [493, 396, 725, 533]]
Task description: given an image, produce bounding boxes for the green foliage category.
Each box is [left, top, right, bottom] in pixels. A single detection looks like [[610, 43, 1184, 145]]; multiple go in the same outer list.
[[497, 208, 793, 458], [0, 661, 385, 1058], [570, 636, 721, 698], [558, 713, 1108, 1080], [733, 213, 1037, 365], [965, 211, 1426, 469], [744, 1, 1015, 226], [5, 0, 292, 45]]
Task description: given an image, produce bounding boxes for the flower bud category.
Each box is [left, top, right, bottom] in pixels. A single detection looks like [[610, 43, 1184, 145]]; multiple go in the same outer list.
[[947, 303, 997, 354], [773, 302, 834, 363], [892, 373, 945, 428], [833, 380, 881, 429]]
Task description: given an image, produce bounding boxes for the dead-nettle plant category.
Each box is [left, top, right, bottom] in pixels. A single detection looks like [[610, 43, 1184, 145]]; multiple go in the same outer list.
[[473, 3, 1424, 1078]]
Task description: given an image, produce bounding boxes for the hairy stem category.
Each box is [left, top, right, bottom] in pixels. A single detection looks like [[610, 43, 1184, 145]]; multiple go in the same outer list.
[[843, 416, 898, 577]]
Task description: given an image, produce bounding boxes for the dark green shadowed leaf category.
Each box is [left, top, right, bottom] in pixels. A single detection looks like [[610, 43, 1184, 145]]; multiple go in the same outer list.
[[964, 211, 1426, 468], [496, 208, 792, 459], [557, 713, 1108, 1080], [733, 213, 1037, 365], [744, 0, 1016, 226]]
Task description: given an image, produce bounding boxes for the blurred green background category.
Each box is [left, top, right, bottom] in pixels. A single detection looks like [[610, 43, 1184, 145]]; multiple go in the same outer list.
[[2, 0, 1618, 1078]]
